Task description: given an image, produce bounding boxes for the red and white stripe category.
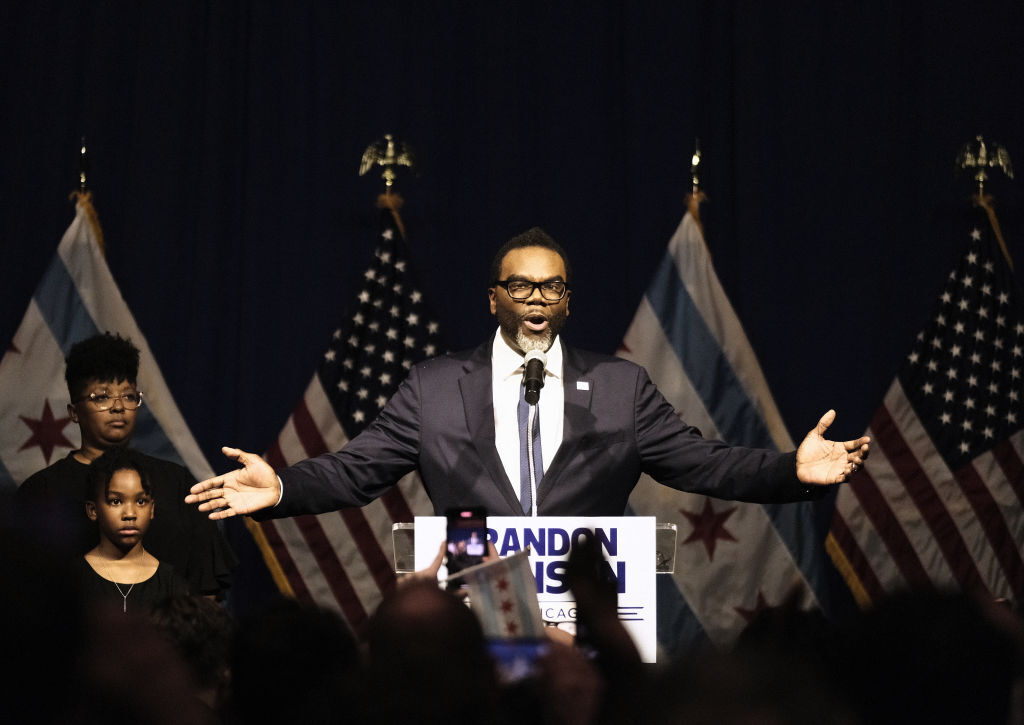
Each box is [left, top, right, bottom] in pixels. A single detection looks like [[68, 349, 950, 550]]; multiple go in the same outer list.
[[831, 378, 1024, 606], [257, 375, 432, 632]]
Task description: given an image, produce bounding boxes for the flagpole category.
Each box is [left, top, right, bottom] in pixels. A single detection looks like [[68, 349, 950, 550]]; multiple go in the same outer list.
[[688, 139, 707, 235], [379, 189, 407, 241], [79, 136, 88, 194], [974, 193, 1014, 272], [70, 137, 106, 255]]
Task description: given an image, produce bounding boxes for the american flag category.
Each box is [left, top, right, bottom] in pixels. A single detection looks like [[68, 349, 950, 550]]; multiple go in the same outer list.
[[618, 200, 825, 658], [248, 196, 444, 631], [828, 202, 1024, 606]]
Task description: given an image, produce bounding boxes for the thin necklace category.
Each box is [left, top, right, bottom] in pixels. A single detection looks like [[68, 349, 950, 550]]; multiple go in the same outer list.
[[101, 560, 136, 613], [113, 580, 135, 613]]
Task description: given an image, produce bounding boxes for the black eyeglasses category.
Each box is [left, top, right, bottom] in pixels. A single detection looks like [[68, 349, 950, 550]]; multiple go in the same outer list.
[[493, 279, 570, 301], [76, 391, 144, 411]]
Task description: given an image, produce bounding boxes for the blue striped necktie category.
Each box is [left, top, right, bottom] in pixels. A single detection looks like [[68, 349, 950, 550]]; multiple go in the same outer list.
[[517, 383, 543, 514]]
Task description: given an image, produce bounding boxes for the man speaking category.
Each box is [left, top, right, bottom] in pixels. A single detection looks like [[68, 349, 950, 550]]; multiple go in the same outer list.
[[187, 228, 869, 520]]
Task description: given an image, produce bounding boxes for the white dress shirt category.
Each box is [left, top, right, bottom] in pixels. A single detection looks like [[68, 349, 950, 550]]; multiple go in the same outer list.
[[491, 329, 564, 508]]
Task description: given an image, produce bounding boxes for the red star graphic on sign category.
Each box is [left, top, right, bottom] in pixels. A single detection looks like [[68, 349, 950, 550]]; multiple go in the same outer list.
[[680, 498, 738, 560], [505, 620, 519, 636], [500, 599, 514, 613], [19, 400, 75, 464], [735, 591, 771, 622], [496, 577, 509, 591]]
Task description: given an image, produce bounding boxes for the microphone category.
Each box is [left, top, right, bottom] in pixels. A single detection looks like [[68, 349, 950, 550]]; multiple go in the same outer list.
[[523, 350, 546, 405]]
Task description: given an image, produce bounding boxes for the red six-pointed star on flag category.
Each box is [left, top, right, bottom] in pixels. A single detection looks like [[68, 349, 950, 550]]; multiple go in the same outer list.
[[680, 498, 738, 560], [19, 400, 74, 464], [735, 591, 771, 622]]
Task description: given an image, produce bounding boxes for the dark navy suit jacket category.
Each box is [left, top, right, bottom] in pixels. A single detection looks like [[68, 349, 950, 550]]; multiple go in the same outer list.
[[268, 338, 819, 519]]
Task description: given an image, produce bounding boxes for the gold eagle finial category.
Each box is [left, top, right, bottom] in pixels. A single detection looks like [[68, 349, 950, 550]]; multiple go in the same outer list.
[[956, 135, 1014, 196], [359, 134, 416, 189]]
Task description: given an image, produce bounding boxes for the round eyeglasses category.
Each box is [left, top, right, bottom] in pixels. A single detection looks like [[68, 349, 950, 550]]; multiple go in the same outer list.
[[493, 279, 569, 301], [77, 391, 145, 411]]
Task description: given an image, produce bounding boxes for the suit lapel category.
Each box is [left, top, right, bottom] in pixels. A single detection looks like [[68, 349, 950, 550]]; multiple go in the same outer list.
[[458, 340, 524, 514]]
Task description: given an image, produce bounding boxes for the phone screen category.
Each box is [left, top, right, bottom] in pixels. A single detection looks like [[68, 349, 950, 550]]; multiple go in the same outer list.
[[487, 638, 549, 684], [445, 507, 487, 590]]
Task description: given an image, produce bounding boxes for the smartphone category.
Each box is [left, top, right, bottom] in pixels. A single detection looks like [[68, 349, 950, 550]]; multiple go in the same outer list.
[[445, 506, 487, 590], [487, 638, 549, 684]]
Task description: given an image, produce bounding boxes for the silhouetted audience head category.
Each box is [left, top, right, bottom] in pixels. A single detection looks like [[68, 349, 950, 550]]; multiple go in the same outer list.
[[150, 594, 233, 713], [76, 605, 216, 725], [644, 589, 850, 724], [834, 588, 1023, 725], [732, 588, 845, 691], [365, 579, 499, 724], [227, 595, 359, 724], [651, 645, 861, 725]]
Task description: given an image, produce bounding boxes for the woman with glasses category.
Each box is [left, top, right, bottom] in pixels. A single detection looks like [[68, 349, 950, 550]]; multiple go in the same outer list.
[[17, 332, 237, 599]]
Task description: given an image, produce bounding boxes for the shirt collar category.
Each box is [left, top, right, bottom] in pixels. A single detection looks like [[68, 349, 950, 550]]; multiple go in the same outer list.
[[492, 328, 563, 381]]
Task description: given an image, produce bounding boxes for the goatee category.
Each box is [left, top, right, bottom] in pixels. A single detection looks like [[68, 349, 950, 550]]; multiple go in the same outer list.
[[515, 329, 553, 354]]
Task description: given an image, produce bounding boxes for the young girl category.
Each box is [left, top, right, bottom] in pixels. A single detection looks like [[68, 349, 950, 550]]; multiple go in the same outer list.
[[78, 447, 187, 613]]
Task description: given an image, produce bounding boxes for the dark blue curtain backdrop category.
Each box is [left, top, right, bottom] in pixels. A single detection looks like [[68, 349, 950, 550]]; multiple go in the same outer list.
[[3, 2, 1023, 602]]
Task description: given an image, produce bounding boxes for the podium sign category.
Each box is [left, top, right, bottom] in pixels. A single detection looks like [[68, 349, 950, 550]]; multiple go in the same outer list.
[[415, 516, 657, 662]]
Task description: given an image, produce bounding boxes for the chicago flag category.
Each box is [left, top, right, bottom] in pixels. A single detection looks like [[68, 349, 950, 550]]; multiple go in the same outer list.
[[619, 199, 825, 657], [0, 193, 213, 490]]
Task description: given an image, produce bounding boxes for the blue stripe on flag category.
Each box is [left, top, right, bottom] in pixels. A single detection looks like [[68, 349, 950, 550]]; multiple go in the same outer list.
[[761, 500, 825, 594], [645, 252, 775, 449], [0, 458, 15, 494], [656, 575, 711, 659], [645, 250, 825, 596], [32, 250, 187, 469], [35, 253, 100, 353]]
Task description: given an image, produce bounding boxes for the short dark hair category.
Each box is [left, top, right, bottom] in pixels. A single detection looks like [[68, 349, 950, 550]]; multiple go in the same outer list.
[[65, 332, 141, 401], [86, 447, 152, 502], [489, 227, 572, 286], [150, 594, 233, 690]]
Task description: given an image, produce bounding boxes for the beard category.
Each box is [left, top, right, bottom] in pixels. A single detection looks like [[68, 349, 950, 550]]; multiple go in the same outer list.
[[516, 329, 551, 354], [496, 304, 568, 354]]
